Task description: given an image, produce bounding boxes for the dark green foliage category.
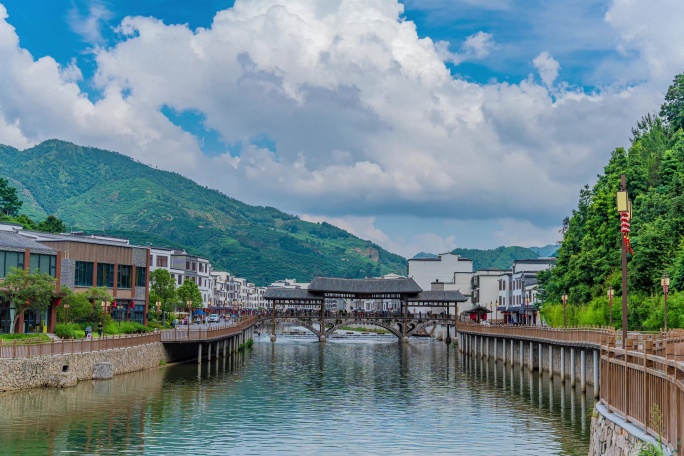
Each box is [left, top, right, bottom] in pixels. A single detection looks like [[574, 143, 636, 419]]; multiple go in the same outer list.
[[660, 73, 684, 133], [0, 140, 406, 285], [177, 279, 203, 309], [36, 215, 67, 233], [0, 177, 22, 216], [55, 323, 78, 339], [540, 72, 684, 329]]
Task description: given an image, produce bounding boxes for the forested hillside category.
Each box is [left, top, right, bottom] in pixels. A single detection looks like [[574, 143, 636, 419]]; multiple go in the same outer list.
[[0, 140, 406, 285], [450, 245, 556, 271], [539, 73, 684, 330]]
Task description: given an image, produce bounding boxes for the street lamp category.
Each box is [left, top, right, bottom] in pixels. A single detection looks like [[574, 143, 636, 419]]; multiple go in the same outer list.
[[525, 296, 530, 326], [63, 303, 70, 323], [662, 271, 670, 332], [156, 301, 161, 324], [616, 174, 632, 349], [187, 300, 192, 337], [607, 286, 614, 327], [562, 292, 568, 328]]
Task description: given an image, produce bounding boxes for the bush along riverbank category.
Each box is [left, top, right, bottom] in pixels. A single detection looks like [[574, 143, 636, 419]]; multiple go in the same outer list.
[[238, 339, 254, 351]]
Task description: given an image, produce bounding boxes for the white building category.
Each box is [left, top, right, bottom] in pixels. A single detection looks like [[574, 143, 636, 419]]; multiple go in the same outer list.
[[472, 269, 506, 320], [149, 248, 213, 308], [498, 258, 555, 324], [408, 253, 473, 313]]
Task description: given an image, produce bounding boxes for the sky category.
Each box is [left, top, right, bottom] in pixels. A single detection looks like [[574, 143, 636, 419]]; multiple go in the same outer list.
[[0, 0, 683, 258]]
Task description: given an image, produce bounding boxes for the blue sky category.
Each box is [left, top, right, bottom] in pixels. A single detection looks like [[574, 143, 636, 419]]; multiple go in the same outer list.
[[0, 0, 681, 257]]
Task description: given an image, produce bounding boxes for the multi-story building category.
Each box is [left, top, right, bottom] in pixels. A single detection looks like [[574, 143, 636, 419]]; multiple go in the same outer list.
[[0, 224, 61, 334], [471, 269, 506, 320], [408, 253, 473, 313], [18, 229, 150, 325], [497, 258, 555, 324], [150, 248, 214, 308]]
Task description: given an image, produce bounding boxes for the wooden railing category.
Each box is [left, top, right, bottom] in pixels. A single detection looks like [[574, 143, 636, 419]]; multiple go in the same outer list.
[[455, 322, 684, 452], [601, 335, 684, 452], [161, 316, 256, 342], [0, 333, 161, 359], [0, 317, 258, 358], [455, 321, 614, 347]]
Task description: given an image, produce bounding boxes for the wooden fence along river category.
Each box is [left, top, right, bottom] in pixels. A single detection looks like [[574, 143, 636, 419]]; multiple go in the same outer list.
[[0, 317, 257, 359], [457, 322, 684, 453]]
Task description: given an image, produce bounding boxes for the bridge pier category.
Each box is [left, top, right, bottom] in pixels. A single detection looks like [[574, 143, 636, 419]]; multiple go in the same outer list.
[[208, 342, 212, 362], [580, 350, 586, 392], [560, 347, 565, 383], [593, 350, 599, 398], [519, 339, 524, 366], [197, 343, 202, 364], [529, 341, 533, 370], [570, 348, 575, 387], [503, 338, 507, 365], [549, 344, 553, 378], [320, 335, 327, 343]]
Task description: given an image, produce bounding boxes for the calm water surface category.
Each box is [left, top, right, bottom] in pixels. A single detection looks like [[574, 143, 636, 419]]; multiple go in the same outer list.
[[0, 337, 593, 455]]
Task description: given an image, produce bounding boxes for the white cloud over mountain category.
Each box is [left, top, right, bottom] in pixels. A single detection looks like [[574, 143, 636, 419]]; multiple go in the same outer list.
[[0, 0, 683, 256]]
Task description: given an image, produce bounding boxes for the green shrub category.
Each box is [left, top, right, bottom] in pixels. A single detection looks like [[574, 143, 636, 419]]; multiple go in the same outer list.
[[55, 323, 78, 339]]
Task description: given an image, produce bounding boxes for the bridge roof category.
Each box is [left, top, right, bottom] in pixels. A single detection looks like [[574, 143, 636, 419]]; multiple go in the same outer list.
[[407, 290, 468, 303], [263, 288, 324, 301], [308, 277, 423, 295]]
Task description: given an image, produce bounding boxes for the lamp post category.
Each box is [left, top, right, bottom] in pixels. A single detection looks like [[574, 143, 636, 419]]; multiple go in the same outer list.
[[607, 286, 614, 327], [662, 271, 670, 332], [562, 292, 568, 328], [63, 303, 70, 323], [616, 174, 631, 349], [525, 296, 530, 326], [156, 301, 161, 324]]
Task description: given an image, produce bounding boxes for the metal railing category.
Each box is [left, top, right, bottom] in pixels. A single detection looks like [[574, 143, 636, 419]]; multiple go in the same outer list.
[[0, 333, 161, 359], [161, 316, 256, 342]]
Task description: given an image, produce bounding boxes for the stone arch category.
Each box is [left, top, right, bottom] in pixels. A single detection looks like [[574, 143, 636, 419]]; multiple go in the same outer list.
[[324, 318, 403, 339], [407, 319, 442, 337]]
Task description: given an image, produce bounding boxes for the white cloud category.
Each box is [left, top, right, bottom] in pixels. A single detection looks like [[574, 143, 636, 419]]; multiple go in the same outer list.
[[67, 0, 114, 44], [436, 31, 495, 65], [532, 51, 560, 88], [0, 0, 683, 253]]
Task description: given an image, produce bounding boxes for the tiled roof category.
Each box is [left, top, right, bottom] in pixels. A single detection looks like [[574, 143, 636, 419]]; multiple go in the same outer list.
[[263, 288, 324, 301], [308, 277, 423, 294], [0, 232, 56, 255]]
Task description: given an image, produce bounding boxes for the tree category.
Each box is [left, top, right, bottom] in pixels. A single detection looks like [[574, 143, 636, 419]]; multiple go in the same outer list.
[[176, 279, 202, 311], [2, 267, 56, 333], [57, 286, 96, 323], [149, 268, 177, 312], [36, 215, 67, 234], [83, 287, 114, 323], [0, 178, 22, 217], [661, 73, 684, 133]]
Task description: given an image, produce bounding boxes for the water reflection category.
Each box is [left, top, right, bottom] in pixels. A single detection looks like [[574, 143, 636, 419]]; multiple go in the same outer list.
[[0, 339, 591, 455]]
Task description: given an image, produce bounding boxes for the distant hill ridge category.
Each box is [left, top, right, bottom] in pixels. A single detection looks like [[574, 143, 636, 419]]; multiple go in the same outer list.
[[0, 140, 406, 286], [411, 245, 558, 271]]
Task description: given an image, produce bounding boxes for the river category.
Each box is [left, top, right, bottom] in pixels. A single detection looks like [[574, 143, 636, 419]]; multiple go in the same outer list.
[[0, 336, 592, 455]]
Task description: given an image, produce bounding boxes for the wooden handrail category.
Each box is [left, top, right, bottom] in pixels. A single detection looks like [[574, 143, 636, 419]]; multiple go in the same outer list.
[[455, 321, 684, 452]]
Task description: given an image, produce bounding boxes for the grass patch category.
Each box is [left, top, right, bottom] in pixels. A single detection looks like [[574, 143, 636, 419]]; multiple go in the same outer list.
[[0, 334, 51, 344], [238, 338, 254, 351]]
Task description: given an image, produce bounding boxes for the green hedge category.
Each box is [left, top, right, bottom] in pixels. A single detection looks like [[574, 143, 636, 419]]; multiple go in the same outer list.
[[55, 323, 78, 339]]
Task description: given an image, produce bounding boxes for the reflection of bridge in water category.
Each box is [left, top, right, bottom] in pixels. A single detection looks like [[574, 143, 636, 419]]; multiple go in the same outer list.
[[263, 277, 467, 343]]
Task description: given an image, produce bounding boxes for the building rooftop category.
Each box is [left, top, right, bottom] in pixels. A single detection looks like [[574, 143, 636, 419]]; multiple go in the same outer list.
[[0, 231, 57, 255], [308, 277, 423, 294]]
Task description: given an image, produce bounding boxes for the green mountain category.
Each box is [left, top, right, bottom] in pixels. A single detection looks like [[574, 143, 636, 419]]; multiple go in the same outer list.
[[0, 140, 406, 286], [450, 246, 542, 271]]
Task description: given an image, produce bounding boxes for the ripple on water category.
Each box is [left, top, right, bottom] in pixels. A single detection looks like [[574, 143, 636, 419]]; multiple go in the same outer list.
[[0, 339, 591, 455]]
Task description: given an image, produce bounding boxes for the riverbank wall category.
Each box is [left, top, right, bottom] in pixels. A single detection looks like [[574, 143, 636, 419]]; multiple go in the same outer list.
[[0, 342, 198, 393], [588, 402, 671, 456]]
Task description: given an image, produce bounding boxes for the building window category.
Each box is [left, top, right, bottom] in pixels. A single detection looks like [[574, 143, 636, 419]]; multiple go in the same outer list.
[[0, 251, 25, 278], [192, 262, 197, 272], [156, 256, 168, 268], [186, 260, 190, 270], [30, 253, 57, 277], [118, 265, 132, 289], [136, 266, 146, 288], [97, 263, 115, 288], [178, 275, 182, 285], [74, 261, 94, 286]]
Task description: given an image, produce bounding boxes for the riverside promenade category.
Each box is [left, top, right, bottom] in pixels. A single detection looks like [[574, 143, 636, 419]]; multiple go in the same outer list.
[[0, 317, 256, 392], [457, 322, 684, 454]]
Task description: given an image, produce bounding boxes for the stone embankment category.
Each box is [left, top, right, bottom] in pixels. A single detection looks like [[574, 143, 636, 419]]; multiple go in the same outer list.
[[588, 403, 671, 456], [0, 342, 172, 392]]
